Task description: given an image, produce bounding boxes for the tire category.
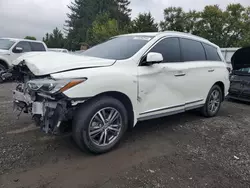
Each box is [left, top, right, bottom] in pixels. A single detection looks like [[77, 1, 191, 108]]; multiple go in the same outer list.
[[201, 85, 223, 117], [72, 96, 128, 154], [0, 64, 6, 72], [0, 64, 6, 83]]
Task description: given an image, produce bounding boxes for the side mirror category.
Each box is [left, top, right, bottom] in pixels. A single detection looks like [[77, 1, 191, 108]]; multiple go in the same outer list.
[[146, 52, 163, 65], [14, 47, 23, 53]]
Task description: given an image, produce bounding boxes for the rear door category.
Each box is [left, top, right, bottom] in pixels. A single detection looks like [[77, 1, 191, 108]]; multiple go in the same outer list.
[[179, 38, 211, 107], [138, 37, 187, 119]]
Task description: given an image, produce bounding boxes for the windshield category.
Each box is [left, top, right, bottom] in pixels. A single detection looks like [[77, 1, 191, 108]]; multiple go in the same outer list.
[[83, 36, 153, 60], [0, 39, 16, 50], [235, 67, 250, 73]]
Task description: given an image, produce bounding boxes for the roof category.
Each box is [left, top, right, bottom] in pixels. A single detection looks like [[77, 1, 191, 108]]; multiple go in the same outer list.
[[119, 31, 213, 46], [0, 37, 43, 43]]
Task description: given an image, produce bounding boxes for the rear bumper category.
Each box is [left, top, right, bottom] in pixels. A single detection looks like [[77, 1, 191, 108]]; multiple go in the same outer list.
[[228, 89, 250, 102], [227, 95, 250, 102]]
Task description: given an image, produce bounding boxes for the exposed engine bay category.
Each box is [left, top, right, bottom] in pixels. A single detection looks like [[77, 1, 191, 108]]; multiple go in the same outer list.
[[11, 62, 78, 135]]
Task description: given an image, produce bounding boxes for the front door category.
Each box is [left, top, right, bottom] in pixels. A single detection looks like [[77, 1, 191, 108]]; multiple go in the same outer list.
[[138, 37, 187, 119]]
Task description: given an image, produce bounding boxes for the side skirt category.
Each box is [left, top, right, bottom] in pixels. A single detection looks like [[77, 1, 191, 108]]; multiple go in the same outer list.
[[137, 102, 204, 122]]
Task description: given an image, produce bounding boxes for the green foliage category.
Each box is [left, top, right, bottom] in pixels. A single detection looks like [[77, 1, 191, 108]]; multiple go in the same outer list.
[[130, 12, 158, 33], [43, 28, 65, 48], [41, 2, 249, 50], [160, 4, 250, 47], [160, 7, 187, 32], [65, 0, 131, 50], [24, 36, 36, 40], [87, 13, 124, 46]]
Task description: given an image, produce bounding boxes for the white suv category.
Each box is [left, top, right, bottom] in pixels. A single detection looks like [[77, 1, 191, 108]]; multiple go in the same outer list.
[[11, 31, 229, 154], [0, 38, 47, 72]]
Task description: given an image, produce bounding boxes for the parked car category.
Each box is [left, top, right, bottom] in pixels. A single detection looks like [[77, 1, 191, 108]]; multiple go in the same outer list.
[[228, 46, 250, 102], [48, 48, 69, 53], [11, 31, 229, 154], [0, 38, 47, 72], [221, 48, 240, 73]]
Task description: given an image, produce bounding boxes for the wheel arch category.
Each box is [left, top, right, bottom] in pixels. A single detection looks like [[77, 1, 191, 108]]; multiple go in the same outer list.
[[213, 81, 225, 101], [84, 91, 135, 130], [0, 59, 9, 69]]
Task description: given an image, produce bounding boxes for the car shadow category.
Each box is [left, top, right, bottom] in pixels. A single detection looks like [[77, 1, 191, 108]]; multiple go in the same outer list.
[[54, 110, 204, 156]]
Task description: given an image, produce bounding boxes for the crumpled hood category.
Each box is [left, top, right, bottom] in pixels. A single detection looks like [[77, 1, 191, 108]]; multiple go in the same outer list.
[[231, 46, 250, 70], [13, 52, 116, 76]]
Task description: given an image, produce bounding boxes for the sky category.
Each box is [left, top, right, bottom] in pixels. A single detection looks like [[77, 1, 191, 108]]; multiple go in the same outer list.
[[0, 0, 249, 40]]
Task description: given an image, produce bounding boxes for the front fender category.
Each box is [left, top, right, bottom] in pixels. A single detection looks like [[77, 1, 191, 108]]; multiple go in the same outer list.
[[0, 56, 11, 68], [51, 67, 138, 120]]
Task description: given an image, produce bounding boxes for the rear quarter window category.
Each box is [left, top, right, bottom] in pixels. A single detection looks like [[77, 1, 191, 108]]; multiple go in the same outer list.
[[29, 42, 46, 51], [203, 43, 222, 61]]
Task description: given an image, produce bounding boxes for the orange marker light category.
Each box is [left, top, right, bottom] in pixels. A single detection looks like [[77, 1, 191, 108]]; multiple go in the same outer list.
[[60, 79, 85, 92]]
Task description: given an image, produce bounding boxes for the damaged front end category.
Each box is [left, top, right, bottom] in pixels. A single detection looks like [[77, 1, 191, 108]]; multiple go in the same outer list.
[[12, 63, 86, 134]]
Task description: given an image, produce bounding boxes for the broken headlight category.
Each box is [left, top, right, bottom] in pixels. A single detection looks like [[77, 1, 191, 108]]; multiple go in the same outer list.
[[27, 78, 87, 94]]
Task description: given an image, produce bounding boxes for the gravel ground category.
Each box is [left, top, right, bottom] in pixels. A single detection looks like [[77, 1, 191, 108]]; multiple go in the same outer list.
[[0, 82, 250, 188]]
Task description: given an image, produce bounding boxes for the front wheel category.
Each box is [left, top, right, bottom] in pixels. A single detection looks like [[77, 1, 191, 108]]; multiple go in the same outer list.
[[0, 64, 6, 83], [73, 96, 128, 154], [201, 85, 223, 117], [0, 64, 6, 73]]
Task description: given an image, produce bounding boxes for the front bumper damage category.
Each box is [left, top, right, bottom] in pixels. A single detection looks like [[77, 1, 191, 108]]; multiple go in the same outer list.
[[13, 86, 76, 134]]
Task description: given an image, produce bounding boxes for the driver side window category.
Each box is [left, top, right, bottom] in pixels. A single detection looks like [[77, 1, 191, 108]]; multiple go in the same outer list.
[[13, 41, 31, 53], [149, 37, 181, 63]]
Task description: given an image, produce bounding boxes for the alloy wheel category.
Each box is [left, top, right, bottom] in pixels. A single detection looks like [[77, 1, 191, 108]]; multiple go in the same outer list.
[[208, 89, 220, 113], [88, 107, 122, 147]]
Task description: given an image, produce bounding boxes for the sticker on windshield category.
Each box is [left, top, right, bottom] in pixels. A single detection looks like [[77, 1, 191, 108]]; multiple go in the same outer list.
[[133, 36, 152, 41]]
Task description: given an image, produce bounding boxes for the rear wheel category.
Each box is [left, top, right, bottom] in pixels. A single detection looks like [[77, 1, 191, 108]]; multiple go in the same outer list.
[[201, 85, 223, 117], [73, 96, 128, 154]]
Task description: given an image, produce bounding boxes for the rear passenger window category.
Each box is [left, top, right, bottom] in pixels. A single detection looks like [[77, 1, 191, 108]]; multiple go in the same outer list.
[[29, 42, 46, 51], [203, 43, 221, 61], [180, 38, 206, 61], [149, 38, 181, 62]]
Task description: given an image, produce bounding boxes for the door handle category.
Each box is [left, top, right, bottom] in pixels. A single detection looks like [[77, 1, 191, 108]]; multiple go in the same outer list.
[[174, 73, 186, 77], [208, 69, 215, 72]]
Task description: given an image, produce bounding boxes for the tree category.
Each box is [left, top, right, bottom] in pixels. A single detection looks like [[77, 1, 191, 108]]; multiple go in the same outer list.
[[115, 0, 131, 26], [194, 5, 228, 46], [87, 13, 122, 45], [43, 28, 65, 48], [160, 7, 186, 32], [159, 4, 250, 47], [24, 36, 36, 40], [224, 4, 250, 47], [130, 12, 158, 33], [65, 0, 131, 50]]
